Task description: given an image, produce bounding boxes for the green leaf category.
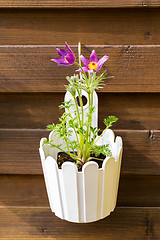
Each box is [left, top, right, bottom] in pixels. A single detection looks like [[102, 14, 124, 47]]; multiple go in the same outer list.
[[104, 116, 118, 128], [59, 100, 74, 110], [91, 144, 112, 157], [47, 124, 56, 131]]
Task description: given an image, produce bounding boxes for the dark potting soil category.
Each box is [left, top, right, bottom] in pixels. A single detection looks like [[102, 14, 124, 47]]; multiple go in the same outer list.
[[57, 152, 106, 172]]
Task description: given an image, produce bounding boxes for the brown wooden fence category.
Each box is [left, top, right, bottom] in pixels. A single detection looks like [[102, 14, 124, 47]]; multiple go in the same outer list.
[[0, 2, 160, 239]]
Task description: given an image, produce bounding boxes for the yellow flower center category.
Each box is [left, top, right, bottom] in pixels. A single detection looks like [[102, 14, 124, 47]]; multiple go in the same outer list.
[[65, 57, 69, 63], [88, 62, 97, 70]]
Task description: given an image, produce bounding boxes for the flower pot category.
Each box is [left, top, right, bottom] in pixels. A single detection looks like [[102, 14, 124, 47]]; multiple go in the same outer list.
[[39, 129, 122, 223], [39, 90, 123, 223]]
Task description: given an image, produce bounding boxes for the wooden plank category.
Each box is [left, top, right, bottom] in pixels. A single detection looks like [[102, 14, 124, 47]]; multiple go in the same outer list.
[[1, 9, 160, 45], [0, 175, 48, 207], [1, 92, 160, 130], [118, 175, 160, 207], [0, 174, 160, 207], [0, 0, 153, 8], [0, 207, 160, 239], [0, 45, 160, 92], [0, 129, 160, 175], [0, 0, 160, 8]]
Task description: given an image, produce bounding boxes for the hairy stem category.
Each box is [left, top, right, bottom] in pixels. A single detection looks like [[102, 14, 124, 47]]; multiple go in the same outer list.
[[74, 62, 88, 86], [90, 126, 109, 149], [78, 42, 82, 80], [72, 94, 83, 158], [77, 89, 84, 126], [68, 108, 80, 147]]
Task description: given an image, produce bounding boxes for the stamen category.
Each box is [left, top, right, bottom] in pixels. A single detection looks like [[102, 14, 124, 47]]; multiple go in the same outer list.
[[65, 57, 69, 63], [89, 61, 97, 70]]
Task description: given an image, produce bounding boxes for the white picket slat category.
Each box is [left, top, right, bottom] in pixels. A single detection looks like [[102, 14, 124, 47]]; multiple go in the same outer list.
[[62, 162, 79, 222], [45, 156, 64, 219], [39, 138, 54, 212], [83, 162, 99, 222], [77, 172, 85, 222], [97, 168, 103, 220], [58, 169, 68, 220], [101, 157, 117, 218], [113, 148, 123, 209]]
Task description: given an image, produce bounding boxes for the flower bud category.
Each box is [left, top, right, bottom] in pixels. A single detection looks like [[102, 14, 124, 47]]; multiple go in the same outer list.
[[70, 87, 76, 97], [71, 75, 77, 83]]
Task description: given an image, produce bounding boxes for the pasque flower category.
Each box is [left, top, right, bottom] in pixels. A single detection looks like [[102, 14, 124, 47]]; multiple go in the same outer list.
[[45, 42, 116, 168], [51, 42, 75, 65], [77, 50, 109, 72]]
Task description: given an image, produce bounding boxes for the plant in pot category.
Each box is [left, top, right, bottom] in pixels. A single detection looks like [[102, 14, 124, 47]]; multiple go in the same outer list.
[[39, 42, 123, 223]]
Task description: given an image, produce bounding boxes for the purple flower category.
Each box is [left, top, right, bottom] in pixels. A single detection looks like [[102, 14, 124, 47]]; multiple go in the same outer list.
[[51, 42, 75, 65], [78, 50, 109, 72]]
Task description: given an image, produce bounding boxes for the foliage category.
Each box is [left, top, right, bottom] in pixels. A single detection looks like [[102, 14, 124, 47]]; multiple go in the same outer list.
[[44, 43, 118, 168]]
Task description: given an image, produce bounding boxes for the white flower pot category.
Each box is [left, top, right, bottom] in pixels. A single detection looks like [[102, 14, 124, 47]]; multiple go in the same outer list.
[[39, 129, 122, 223], [39, 91, 123, 223]]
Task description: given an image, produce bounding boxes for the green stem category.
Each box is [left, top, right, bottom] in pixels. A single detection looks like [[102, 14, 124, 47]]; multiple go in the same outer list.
[[87, 157, 105, 162], [74, 62, 88, 86], [88, 90, 93, 142], [83, 91, 92, 162], [64, 137, 70, 153], [68, 109, 80, 147], [78, 42, 82, 80], [62, 121, 70, 153], [90, 126, 110, 149], [49, 143, 80, 161], [73, 95, 81, 125], [72, 147, 76, 156], [77, 89, 85, 159], [77, 89, 84, 126], [72, 94, 83, 158]]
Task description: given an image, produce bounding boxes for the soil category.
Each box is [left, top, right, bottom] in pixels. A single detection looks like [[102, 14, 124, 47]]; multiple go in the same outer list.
[[57, 152, 106, 172]]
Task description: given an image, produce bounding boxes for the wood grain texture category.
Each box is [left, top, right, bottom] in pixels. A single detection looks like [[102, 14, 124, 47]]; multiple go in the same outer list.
[[1, 92, 160, 130], [0, 45, 160, 92], [0, 0, 159, 8], [0, 207, 160, 239], [0, 175, 48, 207], [0, 9, 160, 45], [0, 129, 160, 175], [0, 4, 159, 239], [0, 174, 160, 207], [118, 175, 160, 207]]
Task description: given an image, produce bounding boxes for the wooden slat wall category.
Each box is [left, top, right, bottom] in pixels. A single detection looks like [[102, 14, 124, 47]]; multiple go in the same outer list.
[[1, 174, 160, 207], [0, 208, 160, 239], [0, 0, 160, 8], [0, 5, 160, 239], [0, 93, 160, 129], [1, 129, 160, 175], [1, 45, 160, 92], [0, 9, 160, 45]]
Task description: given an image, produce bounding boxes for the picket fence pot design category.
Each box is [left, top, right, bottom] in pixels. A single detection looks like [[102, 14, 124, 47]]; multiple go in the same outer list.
[[39, 90, 123, 223]]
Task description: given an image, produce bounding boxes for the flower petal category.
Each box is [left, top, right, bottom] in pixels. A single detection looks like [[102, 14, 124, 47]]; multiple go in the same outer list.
[[51, 58, 69, 65], [76, 66, 89, 72], [65, 42, 73, 53], [56, 48, 68, 58], [80, 55, 90, 67], [58, 62, 70, 65], [65, 52, 75, 64], [97, 55, 109, 70], [90, 50, 98, 63]]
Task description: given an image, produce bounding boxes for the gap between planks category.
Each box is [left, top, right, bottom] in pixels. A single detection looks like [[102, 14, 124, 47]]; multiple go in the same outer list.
[[0, 206, 160, 209]]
